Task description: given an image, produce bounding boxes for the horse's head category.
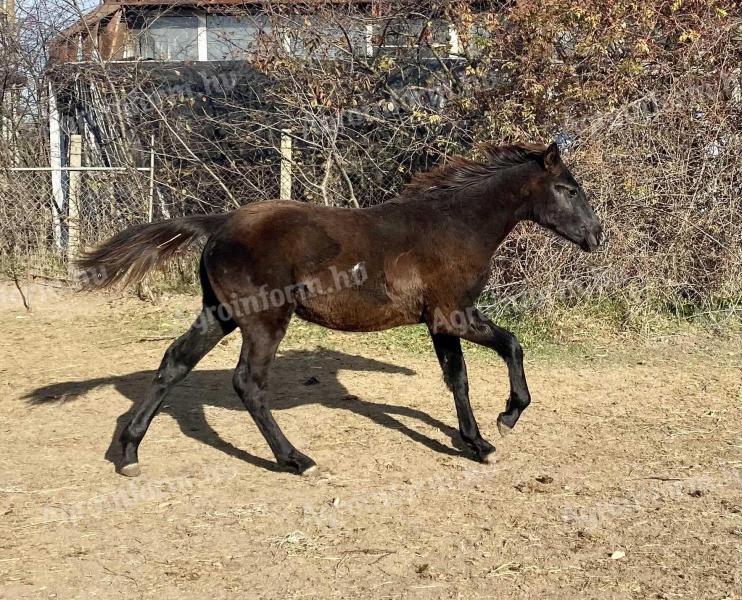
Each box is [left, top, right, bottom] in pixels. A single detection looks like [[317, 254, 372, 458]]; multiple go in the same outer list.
[[529, 143, 603, 252]]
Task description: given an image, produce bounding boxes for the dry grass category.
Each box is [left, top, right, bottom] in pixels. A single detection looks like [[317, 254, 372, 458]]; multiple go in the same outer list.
[[0, 285, 739, 599]]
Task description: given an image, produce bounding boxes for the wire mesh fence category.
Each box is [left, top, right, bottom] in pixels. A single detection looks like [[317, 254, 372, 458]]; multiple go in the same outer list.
[[77, 170, 152, 245], [0, 161, 280, 275], [1, 169, 140, 277], [0, 169, 57, 277]]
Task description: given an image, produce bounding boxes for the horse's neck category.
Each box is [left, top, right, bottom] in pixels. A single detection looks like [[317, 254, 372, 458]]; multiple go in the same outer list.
[[419, 177, 526, 252]]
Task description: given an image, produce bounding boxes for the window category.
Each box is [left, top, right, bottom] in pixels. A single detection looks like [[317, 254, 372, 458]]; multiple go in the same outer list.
[[376, 17, 451, 57], [282, 15, 368, 59], [139, 16, 199, 61], [207, 14, 270, 61]]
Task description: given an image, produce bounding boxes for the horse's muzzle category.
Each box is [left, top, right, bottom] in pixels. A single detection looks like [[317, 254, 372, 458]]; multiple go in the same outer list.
[[581, 225, 604, 252]]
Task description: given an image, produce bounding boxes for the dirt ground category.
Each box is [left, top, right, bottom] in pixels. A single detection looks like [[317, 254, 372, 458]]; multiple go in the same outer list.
[[0, 282, 739, 599]]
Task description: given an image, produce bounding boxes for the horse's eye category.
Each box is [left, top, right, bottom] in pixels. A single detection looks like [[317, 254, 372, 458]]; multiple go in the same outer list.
[[567, 188, 578, 198]]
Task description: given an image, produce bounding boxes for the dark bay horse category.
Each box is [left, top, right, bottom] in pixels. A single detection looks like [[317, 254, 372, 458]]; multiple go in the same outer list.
[[77, 142, 603, 477]]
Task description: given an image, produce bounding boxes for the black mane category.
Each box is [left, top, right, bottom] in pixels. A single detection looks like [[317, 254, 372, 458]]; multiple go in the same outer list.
[[401, 142, 548, 198]]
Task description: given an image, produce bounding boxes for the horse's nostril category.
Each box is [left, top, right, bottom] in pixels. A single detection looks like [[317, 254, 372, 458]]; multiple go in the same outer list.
[[597, 230, 605, 246]]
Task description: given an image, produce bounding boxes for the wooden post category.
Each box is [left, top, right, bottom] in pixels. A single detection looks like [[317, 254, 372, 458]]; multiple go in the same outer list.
[[148, 135, 155, 222], [280, 129, 292, 200], [67, 134, 82, 265]]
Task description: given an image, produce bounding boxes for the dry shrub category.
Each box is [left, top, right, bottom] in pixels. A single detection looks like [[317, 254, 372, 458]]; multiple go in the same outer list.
[[488, 86, 741, 322]]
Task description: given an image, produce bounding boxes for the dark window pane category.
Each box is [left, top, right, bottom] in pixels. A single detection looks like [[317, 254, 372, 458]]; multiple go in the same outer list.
[[207, 14, 270, 61], [139, 16, 198, 61], [283, 15, 368, 59]]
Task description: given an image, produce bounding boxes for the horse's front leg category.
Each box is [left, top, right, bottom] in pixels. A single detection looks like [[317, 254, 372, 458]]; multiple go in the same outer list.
[[464, 309, 531, 436], [429, 331, 496, 463], [430, 307, 532, 439]]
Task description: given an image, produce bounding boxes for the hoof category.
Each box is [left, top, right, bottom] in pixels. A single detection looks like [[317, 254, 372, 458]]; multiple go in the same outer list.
[[480, 450, 496, 465], [118, 463, 141, 477], [300, 464, 319, 477], [497, 420, 513, 438]]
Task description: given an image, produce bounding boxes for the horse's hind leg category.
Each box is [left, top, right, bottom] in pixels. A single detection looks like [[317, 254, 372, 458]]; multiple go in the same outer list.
[[232, 311, 316, 475], [118, 307, 235, 476]]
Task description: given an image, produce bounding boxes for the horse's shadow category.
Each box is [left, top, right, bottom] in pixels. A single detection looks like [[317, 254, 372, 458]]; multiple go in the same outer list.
[[25, 347, 464, 473]]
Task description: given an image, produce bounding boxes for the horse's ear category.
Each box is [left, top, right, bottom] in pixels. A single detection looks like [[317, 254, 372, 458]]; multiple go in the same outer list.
[[543, 142, 561, 173]]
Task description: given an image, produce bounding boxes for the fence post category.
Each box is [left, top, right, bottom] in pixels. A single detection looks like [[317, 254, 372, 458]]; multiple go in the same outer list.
[[280, 128, 292, 200], [148, 135, 155, 222], [48, 82, 63, 251], [67, 134, 82, 265]]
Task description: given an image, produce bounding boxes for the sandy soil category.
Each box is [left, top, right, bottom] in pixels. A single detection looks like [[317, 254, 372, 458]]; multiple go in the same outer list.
[[0, 283, 740, 599]]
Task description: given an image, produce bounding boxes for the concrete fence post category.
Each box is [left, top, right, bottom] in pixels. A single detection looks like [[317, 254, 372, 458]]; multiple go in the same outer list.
[[67, 134, 82, 265], [48, 82, 63, 252], [280, 129, 292, 200], [148, 135, 155, 222]]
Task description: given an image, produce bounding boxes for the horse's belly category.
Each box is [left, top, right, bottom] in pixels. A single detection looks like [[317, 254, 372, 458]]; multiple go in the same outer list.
[[291, 249, 425, 332], [294, 288, 422, 332]]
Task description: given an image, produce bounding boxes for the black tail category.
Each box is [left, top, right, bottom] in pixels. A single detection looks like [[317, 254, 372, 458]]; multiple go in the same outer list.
[[75, 213, 231, 290]]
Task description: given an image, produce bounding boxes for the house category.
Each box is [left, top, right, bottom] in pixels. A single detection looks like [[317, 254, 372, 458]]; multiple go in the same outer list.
[[43, 1, 483, 249], [50, 1, 468, 64]]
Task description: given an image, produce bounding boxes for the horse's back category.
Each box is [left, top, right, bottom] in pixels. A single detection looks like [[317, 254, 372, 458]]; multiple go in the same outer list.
[[203, 200, 426, 331]]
